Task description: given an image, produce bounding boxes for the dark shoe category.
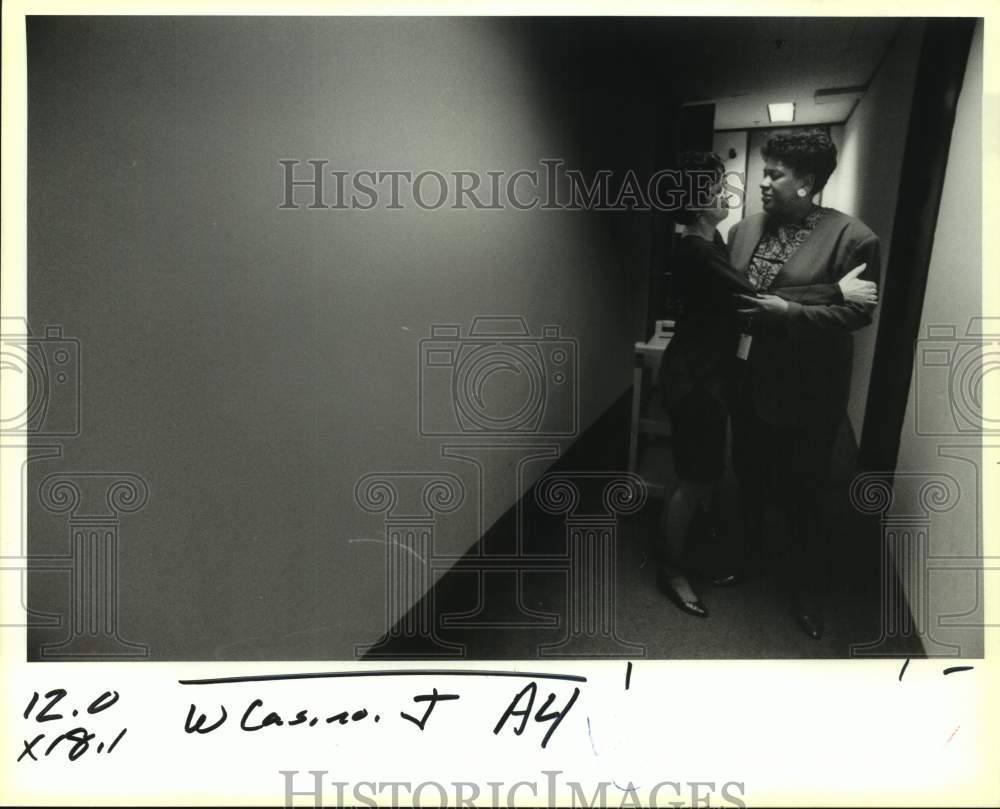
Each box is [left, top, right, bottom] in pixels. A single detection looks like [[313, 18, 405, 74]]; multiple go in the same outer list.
[[712, 569, 746, 587], [792, 585, 825, 640], [712, 560, 762, 587], [657, 569, 709, 618], [796, 610, 824, 640]]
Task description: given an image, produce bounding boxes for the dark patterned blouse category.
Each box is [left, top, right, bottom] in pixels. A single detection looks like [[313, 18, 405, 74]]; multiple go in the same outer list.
[[747, 206, 826, 291]]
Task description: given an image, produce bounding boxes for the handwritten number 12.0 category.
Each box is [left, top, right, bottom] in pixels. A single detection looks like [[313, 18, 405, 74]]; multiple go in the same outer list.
[[23, 689, 120, 722]]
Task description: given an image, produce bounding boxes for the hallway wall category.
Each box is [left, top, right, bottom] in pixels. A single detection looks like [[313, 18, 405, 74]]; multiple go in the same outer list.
[[824, 20, 924, 439], [26, 18, 667, 659], [893, 20, 984, 657]]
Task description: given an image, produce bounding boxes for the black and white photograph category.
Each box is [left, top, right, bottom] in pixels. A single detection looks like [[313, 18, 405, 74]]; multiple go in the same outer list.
[[1, 5, 996, 807]]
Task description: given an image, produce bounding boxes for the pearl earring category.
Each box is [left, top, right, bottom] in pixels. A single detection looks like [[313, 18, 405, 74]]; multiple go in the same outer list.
[[797, 188, 808, 198]]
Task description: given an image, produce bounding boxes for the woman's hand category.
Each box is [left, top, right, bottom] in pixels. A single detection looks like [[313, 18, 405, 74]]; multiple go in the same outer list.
[[838, 263, 878, 306], [737, 294, 789, 316]]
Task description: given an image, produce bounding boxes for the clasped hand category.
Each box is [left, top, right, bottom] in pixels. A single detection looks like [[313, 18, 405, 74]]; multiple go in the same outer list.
[[736, 262, 877, 316]]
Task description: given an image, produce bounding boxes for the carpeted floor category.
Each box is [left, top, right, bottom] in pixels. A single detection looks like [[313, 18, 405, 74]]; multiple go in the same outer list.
[[363, 395, 926, 661]]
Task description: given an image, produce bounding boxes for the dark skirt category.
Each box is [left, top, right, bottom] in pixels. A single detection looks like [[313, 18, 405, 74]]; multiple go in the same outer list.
[[731, 391, 840, 497], [668, 389, 728, 484]]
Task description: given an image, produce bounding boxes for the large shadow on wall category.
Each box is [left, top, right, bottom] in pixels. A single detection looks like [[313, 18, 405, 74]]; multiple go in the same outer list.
[[362, 19, 688, 659]]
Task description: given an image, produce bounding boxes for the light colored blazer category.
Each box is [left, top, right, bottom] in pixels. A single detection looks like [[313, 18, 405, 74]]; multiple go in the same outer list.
[[727, 208, 881, 429]]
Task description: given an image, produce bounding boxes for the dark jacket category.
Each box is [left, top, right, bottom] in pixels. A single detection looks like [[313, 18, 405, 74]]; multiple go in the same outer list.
[[727, 208, 881, 429], [660, 230, 845, 412]]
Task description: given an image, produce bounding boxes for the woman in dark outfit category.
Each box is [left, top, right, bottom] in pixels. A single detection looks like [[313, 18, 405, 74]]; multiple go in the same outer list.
[[723, 130, 881, 640], [656, 151, 876, 618]]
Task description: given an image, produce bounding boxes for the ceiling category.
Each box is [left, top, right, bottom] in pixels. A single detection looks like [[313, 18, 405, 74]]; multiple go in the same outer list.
[[646, 17, 904, 130]]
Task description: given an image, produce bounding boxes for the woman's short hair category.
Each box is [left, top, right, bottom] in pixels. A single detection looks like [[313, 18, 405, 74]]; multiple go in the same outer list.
[[761, 129, 838, 194], [674, 150, 725, 225]]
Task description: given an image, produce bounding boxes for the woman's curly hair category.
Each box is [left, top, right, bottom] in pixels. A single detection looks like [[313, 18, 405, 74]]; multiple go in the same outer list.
[[673, 150, 725, 225], [761, 129, 838, 194]]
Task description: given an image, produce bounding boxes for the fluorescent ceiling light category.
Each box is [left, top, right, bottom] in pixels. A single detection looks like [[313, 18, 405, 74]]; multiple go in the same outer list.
[[767, 102, 795, 123]]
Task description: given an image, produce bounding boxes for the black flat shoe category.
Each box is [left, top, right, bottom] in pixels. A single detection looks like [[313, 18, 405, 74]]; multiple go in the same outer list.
[[712, 563, 761, 587], [796, 611, 824, 640], [657, 570, 709, 618], [712, 569, 745, 587]]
